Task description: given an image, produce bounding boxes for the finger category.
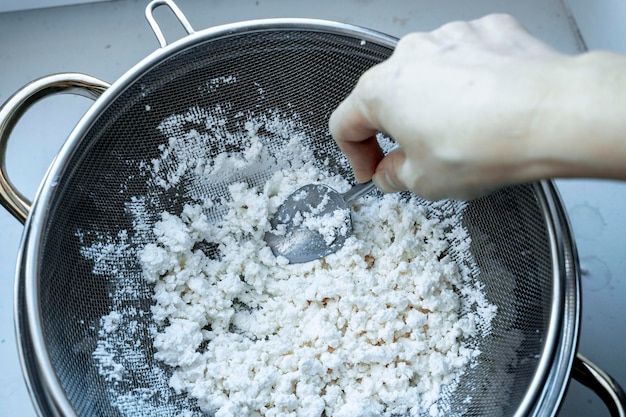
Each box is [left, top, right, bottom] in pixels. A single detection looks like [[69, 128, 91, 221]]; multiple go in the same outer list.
[[329, 93, 379, 145], [371, 149, 408, 193], [329, 89, 385, 183], [339, 135, 385, 183]]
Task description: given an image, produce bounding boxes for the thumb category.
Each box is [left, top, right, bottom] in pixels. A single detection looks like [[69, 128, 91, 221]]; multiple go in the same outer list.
[[372, 149, 409, 193]]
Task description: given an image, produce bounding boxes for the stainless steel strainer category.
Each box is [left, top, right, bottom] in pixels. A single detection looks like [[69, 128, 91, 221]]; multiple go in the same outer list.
[[1, 1, 625, 416]]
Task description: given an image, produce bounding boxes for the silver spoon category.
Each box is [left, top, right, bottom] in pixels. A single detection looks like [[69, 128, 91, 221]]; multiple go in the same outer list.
[[264, 180, 377, 263]]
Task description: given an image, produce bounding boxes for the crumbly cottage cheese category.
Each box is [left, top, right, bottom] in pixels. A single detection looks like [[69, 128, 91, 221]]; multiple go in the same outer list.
[[85, 98, 496, 417], [289, 189, 351, 247], [139, 143, 490, 417]]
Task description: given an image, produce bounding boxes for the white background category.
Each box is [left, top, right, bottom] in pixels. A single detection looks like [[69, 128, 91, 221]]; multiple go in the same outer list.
[[0, 0, 625, 416]]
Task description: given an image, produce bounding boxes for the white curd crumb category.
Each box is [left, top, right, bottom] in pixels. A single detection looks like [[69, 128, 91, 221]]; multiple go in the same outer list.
[[300, 207, 350, 245], [101, 311, 122, 333], [141, 166, 490, 417]]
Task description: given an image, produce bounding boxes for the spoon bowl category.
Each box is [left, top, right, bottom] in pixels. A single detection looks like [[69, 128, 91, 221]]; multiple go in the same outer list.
[[265, 181, 376, 263]]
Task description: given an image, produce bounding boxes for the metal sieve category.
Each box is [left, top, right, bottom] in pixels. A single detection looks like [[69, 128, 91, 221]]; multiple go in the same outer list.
[[1, 1, 625, 416]]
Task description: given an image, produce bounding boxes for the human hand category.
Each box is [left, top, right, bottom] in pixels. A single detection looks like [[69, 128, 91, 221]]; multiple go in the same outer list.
[[329, 14, 570, 200]]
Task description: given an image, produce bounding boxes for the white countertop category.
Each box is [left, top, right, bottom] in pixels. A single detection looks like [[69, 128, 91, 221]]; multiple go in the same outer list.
[[0, 1, 624, 416]]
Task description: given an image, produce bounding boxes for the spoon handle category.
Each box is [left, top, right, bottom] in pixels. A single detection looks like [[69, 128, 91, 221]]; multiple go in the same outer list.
[[343, 180, 377, 205]]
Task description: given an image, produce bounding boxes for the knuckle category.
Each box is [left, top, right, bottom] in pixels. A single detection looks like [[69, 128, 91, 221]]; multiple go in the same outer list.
[[435, 20, 476, 39], [353, 63, 390, 112], [395, 32, 438, 54], [474, 13, 524, 32]]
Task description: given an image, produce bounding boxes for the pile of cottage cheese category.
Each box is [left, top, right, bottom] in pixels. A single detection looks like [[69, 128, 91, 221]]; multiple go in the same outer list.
[[83, 98, 496, 416], [138, 118, 492, 417]]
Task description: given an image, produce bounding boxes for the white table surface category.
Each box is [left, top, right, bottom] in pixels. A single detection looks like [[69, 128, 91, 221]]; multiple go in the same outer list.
[[0, 1, 623, 416]]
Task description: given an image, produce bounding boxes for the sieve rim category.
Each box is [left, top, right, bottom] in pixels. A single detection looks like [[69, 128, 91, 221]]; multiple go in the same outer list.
[[516, 181, 581, 417], [15, 222, 61, 417]]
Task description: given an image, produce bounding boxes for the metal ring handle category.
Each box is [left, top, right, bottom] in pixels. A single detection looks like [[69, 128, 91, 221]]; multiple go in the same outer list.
[[573, 353, 626, 417], [145, 0, 195, 48], [0, 73, 109, 224]]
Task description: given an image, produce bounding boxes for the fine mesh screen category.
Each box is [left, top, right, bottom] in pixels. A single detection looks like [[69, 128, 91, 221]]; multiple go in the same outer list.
[[33, 27, 554, 416]]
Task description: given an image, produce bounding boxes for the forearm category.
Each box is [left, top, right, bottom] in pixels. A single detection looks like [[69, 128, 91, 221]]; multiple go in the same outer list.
[[524, 51, 626, 181]]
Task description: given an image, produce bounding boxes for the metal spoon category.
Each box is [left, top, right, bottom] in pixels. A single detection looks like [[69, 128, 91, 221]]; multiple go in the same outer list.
[[264, 180, 377, 263]]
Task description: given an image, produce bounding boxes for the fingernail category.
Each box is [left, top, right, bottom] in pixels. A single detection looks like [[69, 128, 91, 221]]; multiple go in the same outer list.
[[373, 169, 405, 193]]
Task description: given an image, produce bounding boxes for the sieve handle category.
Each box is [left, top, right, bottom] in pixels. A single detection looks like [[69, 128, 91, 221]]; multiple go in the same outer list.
[[145, 0, 195, 48], [0, 73, 109, 224], [573, 353, 626, 417]]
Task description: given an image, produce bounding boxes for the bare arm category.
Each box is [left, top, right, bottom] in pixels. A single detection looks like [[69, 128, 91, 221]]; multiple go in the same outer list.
[[329, 14, 626, 200]]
